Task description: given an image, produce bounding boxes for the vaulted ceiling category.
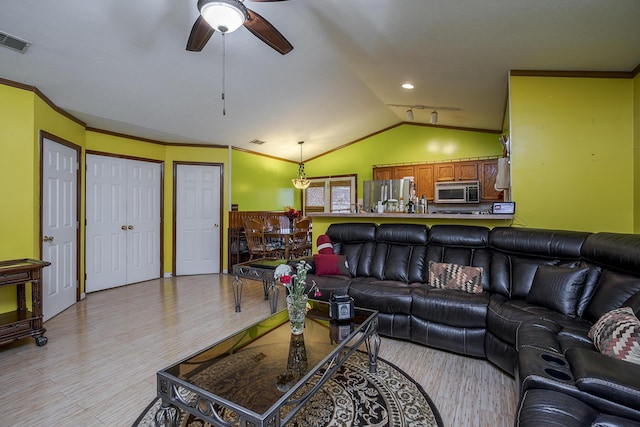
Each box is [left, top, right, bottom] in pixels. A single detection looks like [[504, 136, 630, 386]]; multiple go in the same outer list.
[[2, 1, 639, 161]]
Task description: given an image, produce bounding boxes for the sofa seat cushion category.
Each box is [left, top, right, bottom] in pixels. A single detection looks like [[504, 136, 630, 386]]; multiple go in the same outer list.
[[516, 319, 594, 355], [348, 280, 413, 314], [412, 286, 489, 328], [305, 274, 351, 302], [488, 295, 588, 346]]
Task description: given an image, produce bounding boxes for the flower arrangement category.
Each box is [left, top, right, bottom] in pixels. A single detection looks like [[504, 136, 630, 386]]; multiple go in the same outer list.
[[274, 260, 321, 300], [284, 207, 301, 222]]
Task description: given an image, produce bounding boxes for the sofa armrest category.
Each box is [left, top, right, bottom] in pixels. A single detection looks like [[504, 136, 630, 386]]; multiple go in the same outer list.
[[517, 319, 563, 353], [566, 347, 640, 411]]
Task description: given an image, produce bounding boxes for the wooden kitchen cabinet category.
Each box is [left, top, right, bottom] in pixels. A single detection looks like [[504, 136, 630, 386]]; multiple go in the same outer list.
[[480, 159, 503, 201], [457, 161, 479, 181], [373, 157, 500, 203], [434, 163, 455, 182], [435, 161, 478, 182], [414, 164, 435, 201], [373, 166, 393, 181], [393, 165, 415, 180]]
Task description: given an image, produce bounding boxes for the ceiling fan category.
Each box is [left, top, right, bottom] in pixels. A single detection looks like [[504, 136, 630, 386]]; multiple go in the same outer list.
[[186, 0, 293, 55]]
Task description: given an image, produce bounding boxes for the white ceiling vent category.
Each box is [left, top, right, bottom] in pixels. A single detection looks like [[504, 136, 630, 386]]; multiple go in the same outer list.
[[249, 139, 266, 145], [0, 31, 31, 53]]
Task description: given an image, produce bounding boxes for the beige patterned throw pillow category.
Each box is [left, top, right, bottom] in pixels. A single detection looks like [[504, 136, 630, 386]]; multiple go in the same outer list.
[[588, 306, 640, 365], [428, 261, 483, 294]]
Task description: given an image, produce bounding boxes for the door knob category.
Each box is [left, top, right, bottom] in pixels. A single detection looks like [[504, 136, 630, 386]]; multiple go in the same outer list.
[[214, 224, 219, 228], [121, 225, 127, 230], [43, 236, 52, 242], [128, 225, 134, 230]]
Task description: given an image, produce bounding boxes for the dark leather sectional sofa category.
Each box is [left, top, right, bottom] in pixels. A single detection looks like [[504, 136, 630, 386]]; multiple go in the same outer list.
[[305, 222, 640, 426]]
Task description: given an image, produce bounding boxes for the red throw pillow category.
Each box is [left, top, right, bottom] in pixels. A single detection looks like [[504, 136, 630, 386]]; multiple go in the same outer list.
[[313, 254, 350, 277], [316, 234, 333, 254]]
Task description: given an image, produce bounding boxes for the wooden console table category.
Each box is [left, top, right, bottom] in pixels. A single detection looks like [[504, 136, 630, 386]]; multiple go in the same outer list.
[[0, 258, 51, 347]]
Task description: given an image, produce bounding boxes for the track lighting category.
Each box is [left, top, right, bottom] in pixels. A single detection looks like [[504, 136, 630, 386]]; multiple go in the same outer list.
[[387, 104, 459, 125], [406, 109, 414, 121]]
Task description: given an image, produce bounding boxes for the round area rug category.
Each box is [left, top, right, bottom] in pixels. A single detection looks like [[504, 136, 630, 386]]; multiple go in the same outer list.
[[134, 351, 443, 427]]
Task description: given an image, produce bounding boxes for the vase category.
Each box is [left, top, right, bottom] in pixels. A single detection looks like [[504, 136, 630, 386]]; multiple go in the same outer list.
[[286, 295, 308, 335]]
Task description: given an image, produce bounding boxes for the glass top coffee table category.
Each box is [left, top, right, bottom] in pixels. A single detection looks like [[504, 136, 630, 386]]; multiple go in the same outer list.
[[155, 300, 379, 427]]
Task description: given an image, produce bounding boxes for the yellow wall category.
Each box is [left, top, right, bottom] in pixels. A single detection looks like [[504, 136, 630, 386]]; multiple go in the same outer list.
[[0, 85, 36, 312], [510, 76, 634, 232], [0, 85, 36, 260], [306, 124, 503, 199], [232, 149, 301, 211], [0, 84, 85, 312]]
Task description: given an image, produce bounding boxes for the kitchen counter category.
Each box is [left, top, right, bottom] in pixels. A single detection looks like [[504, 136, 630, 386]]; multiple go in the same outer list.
[[307, 212, 514, 242], [308, 212, 513, 220]]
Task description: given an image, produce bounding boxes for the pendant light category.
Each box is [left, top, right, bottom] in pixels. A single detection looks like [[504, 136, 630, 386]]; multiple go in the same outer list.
[[292, 141, 311, 190]]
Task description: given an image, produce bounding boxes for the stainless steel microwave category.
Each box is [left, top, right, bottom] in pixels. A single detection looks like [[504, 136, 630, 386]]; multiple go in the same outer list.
[[435, 181, 480, 204]]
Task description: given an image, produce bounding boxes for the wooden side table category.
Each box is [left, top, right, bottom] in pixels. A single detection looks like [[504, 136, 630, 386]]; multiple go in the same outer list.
[[0, 258, 51, 347]]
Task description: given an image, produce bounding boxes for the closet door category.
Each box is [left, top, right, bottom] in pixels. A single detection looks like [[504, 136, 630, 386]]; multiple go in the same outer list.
[[86, 155, 128, 292], [126, 160, 161, 284], [86, 155, 161, 292]]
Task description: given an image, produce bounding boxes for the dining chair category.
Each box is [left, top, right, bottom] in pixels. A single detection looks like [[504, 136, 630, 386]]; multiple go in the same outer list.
[[292, 217, 312, 257], [289, 229, 311, 259], [243, 218, 282, 259]]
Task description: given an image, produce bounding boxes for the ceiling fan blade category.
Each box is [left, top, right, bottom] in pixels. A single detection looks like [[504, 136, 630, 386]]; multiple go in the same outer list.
[[186, 15, 215, 52], [244, 9, 293, 55]]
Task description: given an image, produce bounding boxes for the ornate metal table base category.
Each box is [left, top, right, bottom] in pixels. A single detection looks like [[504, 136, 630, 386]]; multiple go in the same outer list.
[[231, 259, 285, 313]]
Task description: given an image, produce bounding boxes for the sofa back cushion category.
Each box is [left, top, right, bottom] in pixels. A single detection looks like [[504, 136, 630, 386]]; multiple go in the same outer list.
[[581, 233, 640, 322], [526, 265, 589, 316], [489, 227, 590, 298], [327, 223, 377, 277], [426, 225, 491, 289], [371, 223, 428, 282]]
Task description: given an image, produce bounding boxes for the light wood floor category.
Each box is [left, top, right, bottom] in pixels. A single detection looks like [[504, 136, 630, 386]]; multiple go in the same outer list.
[[0, 274, 516, 426]]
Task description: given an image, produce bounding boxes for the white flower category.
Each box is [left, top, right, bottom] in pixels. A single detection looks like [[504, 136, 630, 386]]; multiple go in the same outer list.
[[274, 263, 293, 280]]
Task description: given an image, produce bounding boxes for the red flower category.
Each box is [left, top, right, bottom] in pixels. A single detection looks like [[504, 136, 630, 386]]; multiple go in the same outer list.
[[280, 275, 292, 284], [284, 208, 300, 221]]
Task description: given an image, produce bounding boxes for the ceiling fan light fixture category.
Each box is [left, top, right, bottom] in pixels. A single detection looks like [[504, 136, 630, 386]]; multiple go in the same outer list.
[[292, 141, 311, 190], [430, 110, 438, 125], [199, 0, 248, 33]]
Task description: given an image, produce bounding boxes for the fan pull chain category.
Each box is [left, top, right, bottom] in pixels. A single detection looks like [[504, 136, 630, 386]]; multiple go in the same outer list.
[[221, 32, 226, 116]]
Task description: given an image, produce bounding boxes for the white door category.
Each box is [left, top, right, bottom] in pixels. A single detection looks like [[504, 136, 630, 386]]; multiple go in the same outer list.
[[42, 137, 78, 321], [126, 161, 161, 283], [86, 155, 127, 292], [86, 155, 161, 292], [175, 164, 221, 275]]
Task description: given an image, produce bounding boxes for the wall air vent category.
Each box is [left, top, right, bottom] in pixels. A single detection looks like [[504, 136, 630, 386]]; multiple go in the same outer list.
[[0, 31, 31, 53], [249, 139, 266, 145]]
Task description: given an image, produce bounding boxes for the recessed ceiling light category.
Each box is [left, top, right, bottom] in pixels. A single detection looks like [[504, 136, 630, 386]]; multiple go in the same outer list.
[[402, 83, 414, 90]]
